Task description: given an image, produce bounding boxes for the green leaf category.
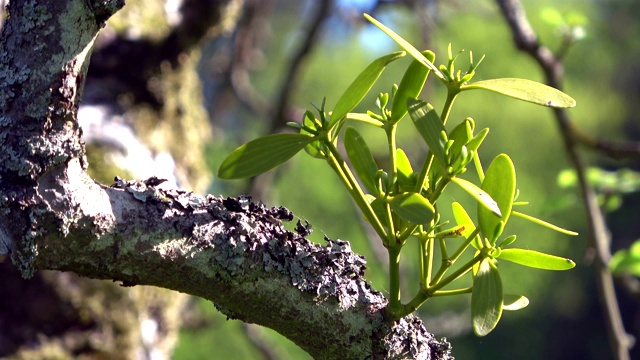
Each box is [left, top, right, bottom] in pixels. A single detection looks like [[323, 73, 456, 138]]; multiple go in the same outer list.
[[368, 197, 388, 228], [540, 7, 565, 27], [303, 140, 325, 159], [301, 111, 326, 159], [345, 112, 385, 128], [329, 51, 406, 129], [452, 202, 482, 249], [391, 50, 435, 123], [610, 240, 640, 277], [448, 118, 473, 158], [344, 127, 379, 194], [434, 225, 467, 238], [218, 133, 314, 179], [450, 177, 502, 217], [461, 78, 576, 108], [512, 211, 579, 236], [396, 148, 415, 190], [498, 234, 517, 248], [498, 249, 576, 270], [407, 98, 448, 168], [478, 154, 516, 244], [466, 128, 489, 152], [364, 14, 444, 80], [503, 294, 529, 311], [389, 192, 435, 226], [471, 258, 503, 337]]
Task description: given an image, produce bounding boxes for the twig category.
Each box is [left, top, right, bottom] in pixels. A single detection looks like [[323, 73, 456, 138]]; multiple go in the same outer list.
[[229, 0, 275, 116], [572, 128, 640, 160], [495, 0, 632, 359], [271, 0, 333, 132], [241, 323, 278, 360], [248, 0, 333, 200]]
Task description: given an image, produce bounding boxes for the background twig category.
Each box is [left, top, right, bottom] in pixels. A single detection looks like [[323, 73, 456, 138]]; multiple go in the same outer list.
[[495, 0, 633, 359], [248, 0, 333, 200]]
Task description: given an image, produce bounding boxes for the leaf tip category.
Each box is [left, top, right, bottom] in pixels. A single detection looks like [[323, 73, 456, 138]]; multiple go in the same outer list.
[[480, 192, 502, 217], [566, 258, 576, 268], [473, 324, 492, 337]]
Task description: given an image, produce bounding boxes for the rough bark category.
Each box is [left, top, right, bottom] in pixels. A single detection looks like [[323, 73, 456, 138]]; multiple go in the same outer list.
[[0, 1, 452, 358]]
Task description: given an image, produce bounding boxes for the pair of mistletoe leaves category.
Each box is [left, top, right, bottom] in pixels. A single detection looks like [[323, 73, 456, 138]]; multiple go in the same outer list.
[[218, 14, 577, 336]]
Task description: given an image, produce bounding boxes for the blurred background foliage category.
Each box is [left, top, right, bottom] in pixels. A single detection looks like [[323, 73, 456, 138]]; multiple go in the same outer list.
[[110, 0, 640, 358]]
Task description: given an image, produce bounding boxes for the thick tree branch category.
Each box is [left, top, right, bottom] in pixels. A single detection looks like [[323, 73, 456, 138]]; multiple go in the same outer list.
[[495, 1, 634, 359], [7, 157, 452, 358], [0, 1, 453, 358], [20, 160, 423, 357]]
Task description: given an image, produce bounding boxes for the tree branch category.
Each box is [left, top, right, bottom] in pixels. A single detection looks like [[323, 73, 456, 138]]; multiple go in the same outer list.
[[8, 158, 452, 358], [228, 0, 275, 116], [249, 0, 333, 200], [0, 1, 453, 358], [270, 0, 332, 132]]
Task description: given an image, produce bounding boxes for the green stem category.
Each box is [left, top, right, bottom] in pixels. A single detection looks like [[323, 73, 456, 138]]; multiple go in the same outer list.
[[450, 227, 481, 262], [428, 253, 483, 293], [397, 291, 428, 319], [386, 123, 399, 189], [383, 203, 396, 247], [427, 176, 451, 204], [425, 235, 434, 286], [397, 284, 474, 318], [429, 227, 480, 286], [440, 88, 460, 126], [438, 237, 449, 259], [418, 232, 433, 290], [397, 223, 419, 243], [388, 244, 402, 314], [413, 152, 434, 195], [433, 287, 472, 297], [399, 232, 468, 319], [413, 90, 459, 196], [429, 256, 451, 287], [325, 142, 388, 241], [418, 236, 427, 289], [384, 123, 399, 246]]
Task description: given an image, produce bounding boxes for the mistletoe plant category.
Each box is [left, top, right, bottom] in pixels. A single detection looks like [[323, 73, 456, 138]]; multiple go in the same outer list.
[[218, 14, 578, 336]]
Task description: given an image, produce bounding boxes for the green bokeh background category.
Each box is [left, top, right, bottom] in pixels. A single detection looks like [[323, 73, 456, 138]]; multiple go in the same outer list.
[[176, 0, 640, 358]]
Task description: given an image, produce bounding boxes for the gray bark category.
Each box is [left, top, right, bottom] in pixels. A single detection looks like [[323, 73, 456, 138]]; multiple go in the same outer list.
[[0, 1, 452, 358]]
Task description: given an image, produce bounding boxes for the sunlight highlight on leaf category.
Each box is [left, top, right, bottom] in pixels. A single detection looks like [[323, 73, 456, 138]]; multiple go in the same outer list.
[[451, 177, 501, 217], [364, 14, 445, 80], [498, 249, 576, 270], [461, 78, 576, 108], [512, 211, 578, 236]]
